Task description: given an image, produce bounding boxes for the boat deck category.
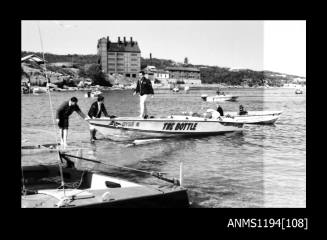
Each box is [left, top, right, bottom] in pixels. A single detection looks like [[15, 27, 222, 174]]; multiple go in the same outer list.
[[22, 186, 189, 208]]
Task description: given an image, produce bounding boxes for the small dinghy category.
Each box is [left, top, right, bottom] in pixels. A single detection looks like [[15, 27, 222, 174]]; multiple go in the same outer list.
[[21, 152, 190, 208], [88, 116, 244, 141], [222, 110, 283, 124], [201, 94, 238, 102]]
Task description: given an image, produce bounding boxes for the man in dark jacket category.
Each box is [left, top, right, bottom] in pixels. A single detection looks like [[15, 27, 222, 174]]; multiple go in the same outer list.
[[239, 105, 248, 115], [133, 71, 154, 118], [217, 105, 224, 116], [88, 95, 110, 142], [56, 97, 89, 148]]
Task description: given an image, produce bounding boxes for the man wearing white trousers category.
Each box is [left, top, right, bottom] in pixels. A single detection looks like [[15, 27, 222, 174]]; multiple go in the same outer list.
[[133, 71, 154, 118]]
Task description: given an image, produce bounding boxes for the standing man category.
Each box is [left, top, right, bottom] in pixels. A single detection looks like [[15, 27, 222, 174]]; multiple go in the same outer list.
[[88, 95, 110, 142], [56, 97, 89, 148], [133, 71, 154, 119]]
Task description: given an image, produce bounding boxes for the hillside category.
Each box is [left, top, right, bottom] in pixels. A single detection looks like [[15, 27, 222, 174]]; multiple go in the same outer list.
[[21, 51, 99, 66], [21, 51, 305, 87]]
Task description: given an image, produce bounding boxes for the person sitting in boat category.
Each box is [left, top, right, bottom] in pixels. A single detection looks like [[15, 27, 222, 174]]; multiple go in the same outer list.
[[239, 105, 248, 115], [88, 95, 110, 142], [205, 109, 221, 119], [56, 97, 89, 148], [133, 71, 154, 119], [217, 105, 224, 116]]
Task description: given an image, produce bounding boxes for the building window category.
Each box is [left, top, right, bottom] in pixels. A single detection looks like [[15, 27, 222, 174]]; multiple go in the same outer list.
[[126, 73, 130, 77], [131, 58, 138, 61], [132, 74, 136, 78], [131, 53, 138, 56]]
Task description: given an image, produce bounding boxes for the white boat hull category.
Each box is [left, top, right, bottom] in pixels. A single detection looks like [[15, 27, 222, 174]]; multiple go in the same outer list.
[[223, 111, 282, 124], [89, 116, 244, 141], [201, 94, 238, 102], [32, 87, 48, 94]]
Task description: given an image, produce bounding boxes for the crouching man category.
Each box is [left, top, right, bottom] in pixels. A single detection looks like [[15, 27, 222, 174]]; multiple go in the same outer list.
[[88, 95, 110, 142]]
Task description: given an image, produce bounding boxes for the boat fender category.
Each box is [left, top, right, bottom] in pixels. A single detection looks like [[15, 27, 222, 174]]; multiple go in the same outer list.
[[102, 192, 115, 202]]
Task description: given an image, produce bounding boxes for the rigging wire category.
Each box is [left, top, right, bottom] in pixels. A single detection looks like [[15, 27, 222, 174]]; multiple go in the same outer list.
[[61, 153, 181, 186], [37, 21, 66, 196]]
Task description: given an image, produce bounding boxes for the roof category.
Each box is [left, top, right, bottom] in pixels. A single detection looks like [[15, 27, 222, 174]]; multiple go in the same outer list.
[[98, 39, 141, 53], [108, 42, 140, 53], [166, 67, 200, 72], [21, 54, 47, 63], [155, 70, 169, 74]]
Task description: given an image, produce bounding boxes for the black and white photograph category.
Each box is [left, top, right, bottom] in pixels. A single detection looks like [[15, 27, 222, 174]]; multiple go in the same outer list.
[[21, 20, 306, 212]]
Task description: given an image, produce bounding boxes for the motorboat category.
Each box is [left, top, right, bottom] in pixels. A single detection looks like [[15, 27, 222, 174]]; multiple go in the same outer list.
[[21, 152, 190, 208], [222, 110, 283, 124], [88, 116, 244, 141], [172, 87, 179, 92], [295, 89, 303, 94], [32, 87, 48, 94], [91, 90, 102, 98], [201, 94, 238, 102]]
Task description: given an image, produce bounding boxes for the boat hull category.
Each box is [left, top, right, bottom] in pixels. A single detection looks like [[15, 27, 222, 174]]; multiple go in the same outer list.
[[89, 117, 244, 141], [201, 95, 238, 102], [32, 87, 48, 94], [21, 164, 189, 208], [223, 111, 282, 124]]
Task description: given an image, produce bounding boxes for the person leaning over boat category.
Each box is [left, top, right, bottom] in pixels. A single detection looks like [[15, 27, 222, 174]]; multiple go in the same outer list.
[[56, 97, 89, 148], [133, 71, 154, 119], [88, 95, 110, 142]]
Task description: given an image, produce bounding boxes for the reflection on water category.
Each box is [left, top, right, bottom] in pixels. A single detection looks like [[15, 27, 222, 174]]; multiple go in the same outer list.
[[22, 87, 305, 207]]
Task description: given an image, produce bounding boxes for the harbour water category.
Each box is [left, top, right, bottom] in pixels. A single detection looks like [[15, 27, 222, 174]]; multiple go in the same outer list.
[[21, 87, 306, 208]]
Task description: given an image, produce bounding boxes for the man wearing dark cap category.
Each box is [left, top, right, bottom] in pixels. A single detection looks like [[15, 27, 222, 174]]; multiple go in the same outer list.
[[133, 71, 154, 118], [56, 97, 89, 148], [88, 95, 110, 142]]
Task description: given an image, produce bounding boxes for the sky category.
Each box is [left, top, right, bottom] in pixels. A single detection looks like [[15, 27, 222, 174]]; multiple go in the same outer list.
[[21, 20, 306, 77]]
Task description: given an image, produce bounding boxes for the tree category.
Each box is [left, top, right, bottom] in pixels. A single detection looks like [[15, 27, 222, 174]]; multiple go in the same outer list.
[[78, 67, 88, 78], [86, 64, 112, 87]]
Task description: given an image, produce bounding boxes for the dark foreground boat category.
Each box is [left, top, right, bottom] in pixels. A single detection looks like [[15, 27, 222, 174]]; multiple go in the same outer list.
[[21, 152, 190, 208]]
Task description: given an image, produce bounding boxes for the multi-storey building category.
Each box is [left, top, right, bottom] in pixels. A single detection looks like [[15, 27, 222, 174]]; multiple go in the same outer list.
[[166, 66, 201, 84], [97, 36, 141, 79]]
